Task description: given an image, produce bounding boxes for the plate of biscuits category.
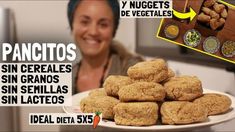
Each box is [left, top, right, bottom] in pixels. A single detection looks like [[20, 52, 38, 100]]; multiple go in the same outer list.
[[63, 59, 235, 131]]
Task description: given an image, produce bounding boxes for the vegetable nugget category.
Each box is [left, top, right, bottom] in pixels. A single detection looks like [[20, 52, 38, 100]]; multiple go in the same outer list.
[[164, 76, 203, 101], [113, 102, 158, 126], [193, 93, 231, 115], [161, 101, 208, 125], [118, 82, 165, 102], [127, 59, 168, 83], [104, 75, 133, 97], [80, 96, 119, 119]]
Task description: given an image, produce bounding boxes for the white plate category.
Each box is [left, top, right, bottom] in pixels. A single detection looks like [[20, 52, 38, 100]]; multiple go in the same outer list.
[[63, 89, 235, 131]]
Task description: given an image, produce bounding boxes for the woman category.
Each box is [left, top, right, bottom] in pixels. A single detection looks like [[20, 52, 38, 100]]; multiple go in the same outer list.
[[68, 0, 143, 94]]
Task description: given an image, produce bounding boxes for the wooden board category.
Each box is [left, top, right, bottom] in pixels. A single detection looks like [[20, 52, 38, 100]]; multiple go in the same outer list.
[[158, 0, 235, 62]]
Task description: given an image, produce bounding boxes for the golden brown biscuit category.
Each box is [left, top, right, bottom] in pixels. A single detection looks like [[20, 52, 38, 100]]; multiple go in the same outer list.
[[80, 96, 119, 119], [113, 102, 158, 126], [104, 75, 132, 97], [118, 82, 165, 102], [164, 76, 203, 101], [193, 93, 232, 115], [161, 68, 175, 83], [167, 68, 175, 78], [161, 101, 208, 125], [88, 88, 107, 97], [127, 59, 168, 83]]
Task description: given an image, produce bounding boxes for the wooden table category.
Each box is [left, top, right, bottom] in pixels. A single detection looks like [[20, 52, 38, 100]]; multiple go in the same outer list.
[[158, 0, 235, 62]]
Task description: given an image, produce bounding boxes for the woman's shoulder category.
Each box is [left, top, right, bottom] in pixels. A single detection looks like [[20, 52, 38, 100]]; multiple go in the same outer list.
[[110, 40, 144, 61], [110, 41, 145, 75]]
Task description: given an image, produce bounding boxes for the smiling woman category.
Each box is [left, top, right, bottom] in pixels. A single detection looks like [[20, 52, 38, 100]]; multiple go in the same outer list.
[[72, 0, 114, 58], [67, 0, 144, 93]]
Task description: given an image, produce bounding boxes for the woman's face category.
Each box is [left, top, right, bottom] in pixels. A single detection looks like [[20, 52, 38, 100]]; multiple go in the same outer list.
[[72, 0, 114, 57]]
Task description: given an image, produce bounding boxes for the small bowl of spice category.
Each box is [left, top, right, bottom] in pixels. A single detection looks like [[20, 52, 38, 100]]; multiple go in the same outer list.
[[164, 24, 179, 40], [221, 41, 235, 57], [183, 29, 201, 48], [203, 36, 220, 54]]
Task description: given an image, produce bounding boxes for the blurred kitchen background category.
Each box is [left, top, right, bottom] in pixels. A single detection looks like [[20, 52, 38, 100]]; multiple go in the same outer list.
[[0, 0, 234, 132]]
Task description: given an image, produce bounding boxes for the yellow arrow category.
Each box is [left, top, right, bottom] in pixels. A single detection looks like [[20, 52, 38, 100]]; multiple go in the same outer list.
[[173, 7, 196, 21]]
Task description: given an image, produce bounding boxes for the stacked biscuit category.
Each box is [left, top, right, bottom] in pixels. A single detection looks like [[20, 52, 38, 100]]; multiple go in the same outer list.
[[80, 59, 232, 126]]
